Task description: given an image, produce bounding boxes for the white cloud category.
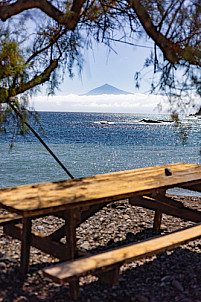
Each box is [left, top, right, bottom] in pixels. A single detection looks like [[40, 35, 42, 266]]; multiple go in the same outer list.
[[31, 93, 169, 113]]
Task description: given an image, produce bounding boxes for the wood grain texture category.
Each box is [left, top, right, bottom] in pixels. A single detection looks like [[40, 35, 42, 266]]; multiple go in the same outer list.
[[4, 222, 68, 260], [43, 223, 201, 284], [0, 213, 22, 225], [0, 163, 201, 216], [20, 217, 32, 275], [130, 195, 201, 222], [153, 210, 162, 232]]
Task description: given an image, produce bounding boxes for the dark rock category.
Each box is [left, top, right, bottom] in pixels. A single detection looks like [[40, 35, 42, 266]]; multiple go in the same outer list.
[[172, 279, 184, 292]]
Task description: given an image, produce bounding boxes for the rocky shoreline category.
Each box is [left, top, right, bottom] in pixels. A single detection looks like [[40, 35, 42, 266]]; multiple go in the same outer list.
[[1, 194, 201, 302]]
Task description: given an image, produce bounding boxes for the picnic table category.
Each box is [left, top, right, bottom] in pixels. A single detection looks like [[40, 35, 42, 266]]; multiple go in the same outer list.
[[1, 162, 201, 298]]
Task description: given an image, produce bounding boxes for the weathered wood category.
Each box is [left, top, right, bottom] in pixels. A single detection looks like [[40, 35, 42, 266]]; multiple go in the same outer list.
[[1, 163, 201, 217], [152, 190, 164, 232], [179, 182, 201, 193], [2, 163, 201, 280], [43, 223, 201, 290], [4, 223, 68, 260], [68, 279, 80, 300], [130, 195, 201, 222], [80, 203, 107, 226], [64, 209, 79, 260], [0, 212, 22, 226], [153, 210, 162, 232], [55, 204, 107, 227], [46, 225, 65, 242], [97, 265, 120, 285], [20, 217, 32, 276]]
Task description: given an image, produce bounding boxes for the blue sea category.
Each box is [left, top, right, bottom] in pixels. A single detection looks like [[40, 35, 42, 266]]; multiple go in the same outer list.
[[1, 112, 201, 196]]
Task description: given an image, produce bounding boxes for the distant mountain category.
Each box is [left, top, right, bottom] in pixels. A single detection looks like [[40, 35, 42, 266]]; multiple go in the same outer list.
[[189, 106, 201, 116], [83, 84, 132, 95]]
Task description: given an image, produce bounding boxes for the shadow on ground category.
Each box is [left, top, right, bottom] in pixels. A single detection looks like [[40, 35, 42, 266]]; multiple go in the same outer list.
[[1, 227, 201, 302]]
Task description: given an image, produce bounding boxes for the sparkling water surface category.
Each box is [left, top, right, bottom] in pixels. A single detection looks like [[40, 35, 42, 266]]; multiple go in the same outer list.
[[1, 112, 201, 196]]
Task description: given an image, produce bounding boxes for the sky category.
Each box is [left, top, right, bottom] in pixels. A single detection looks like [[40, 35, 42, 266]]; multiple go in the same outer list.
[[59, 40, 153, 95], [31, 39, 170, 114]]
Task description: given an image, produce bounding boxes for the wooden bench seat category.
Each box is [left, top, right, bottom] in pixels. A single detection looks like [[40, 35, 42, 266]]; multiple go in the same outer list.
[[43, 223, 201, 300]]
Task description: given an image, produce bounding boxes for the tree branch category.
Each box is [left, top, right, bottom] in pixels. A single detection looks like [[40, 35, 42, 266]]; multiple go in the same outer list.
[[15, 59, 59, 95], [129, 0, 201, 67], [71, 0, 86, 14], [0, 59, 58, 100], [8, 101, 74, 179], [25, 28, 65, 64], [0, 0, 86, 29], [0, 0, 62, 21]]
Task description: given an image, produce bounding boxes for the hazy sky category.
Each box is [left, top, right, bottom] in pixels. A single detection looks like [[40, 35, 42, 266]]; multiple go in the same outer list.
[[32, 39, 169, 113], [59, 40, 153, 95]]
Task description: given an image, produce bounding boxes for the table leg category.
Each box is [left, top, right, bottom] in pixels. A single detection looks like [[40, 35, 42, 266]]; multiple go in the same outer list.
[[64, 209, 78, 260], [153, 210, 162, 233], [152, 189, 166, 232], [64, 210, 81, 299], [20, 217, 32, 276]]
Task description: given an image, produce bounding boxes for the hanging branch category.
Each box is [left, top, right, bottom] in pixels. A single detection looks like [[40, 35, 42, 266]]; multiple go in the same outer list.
[[129, 0, 201, 67], [9, 101, 74, 180]]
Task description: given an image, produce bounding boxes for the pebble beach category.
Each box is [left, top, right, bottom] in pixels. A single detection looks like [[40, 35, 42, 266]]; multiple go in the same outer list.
[[1, 194, 201, 302]]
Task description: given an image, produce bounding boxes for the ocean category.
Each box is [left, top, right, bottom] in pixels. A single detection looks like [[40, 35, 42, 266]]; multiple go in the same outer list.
[[1, 112, 201, 196]]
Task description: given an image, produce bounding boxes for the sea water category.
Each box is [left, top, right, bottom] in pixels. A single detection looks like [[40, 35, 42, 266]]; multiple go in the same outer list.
[[1, 112, 201, 196]]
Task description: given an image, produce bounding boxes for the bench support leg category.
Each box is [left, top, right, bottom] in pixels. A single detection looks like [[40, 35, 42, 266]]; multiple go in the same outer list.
[[20, 217, 32, 276], [97, 265, 120, 286], [69, 279, 80, 300]]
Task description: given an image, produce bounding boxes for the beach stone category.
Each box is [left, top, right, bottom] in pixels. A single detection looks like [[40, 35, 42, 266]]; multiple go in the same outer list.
[[172, 279, 184, 292], [135, 294, 149, 302], [0, 255, 13, 263], [0, 262, 6, 269], [16, 296, 28, 302], [37, 226, 44, 231], [80, 241, 90, 250]]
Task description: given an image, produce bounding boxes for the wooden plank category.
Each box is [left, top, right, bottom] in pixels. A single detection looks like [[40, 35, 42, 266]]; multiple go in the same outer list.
[[130, 195, 201, 222], [179, 182, 201, 193], [46, 225, 65, 242], [97, 265, 121, 285], [4, 223, 69, 260], [54, 203, 107, 227], [1, 163, 201, 217], [0, 213, 22, 226], [80, 203, 107, 225], [43, 223, 201, 284]]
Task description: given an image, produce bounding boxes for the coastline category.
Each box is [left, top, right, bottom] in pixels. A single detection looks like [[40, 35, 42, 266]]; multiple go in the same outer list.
[[0, 194, 201, 301]]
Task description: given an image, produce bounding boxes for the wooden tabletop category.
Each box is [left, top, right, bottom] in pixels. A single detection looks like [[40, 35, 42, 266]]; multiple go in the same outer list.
[[1, 163, 201, 217]]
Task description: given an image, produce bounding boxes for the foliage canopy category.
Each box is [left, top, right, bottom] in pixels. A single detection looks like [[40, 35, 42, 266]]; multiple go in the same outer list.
[[0, 0, 200, 129]]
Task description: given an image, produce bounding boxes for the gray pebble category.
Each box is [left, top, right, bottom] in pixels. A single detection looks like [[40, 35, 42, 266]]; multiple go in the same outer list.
[[172, 279, 184, 292], [80, 241, 90, 250], [0, 261, 7, 269]]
